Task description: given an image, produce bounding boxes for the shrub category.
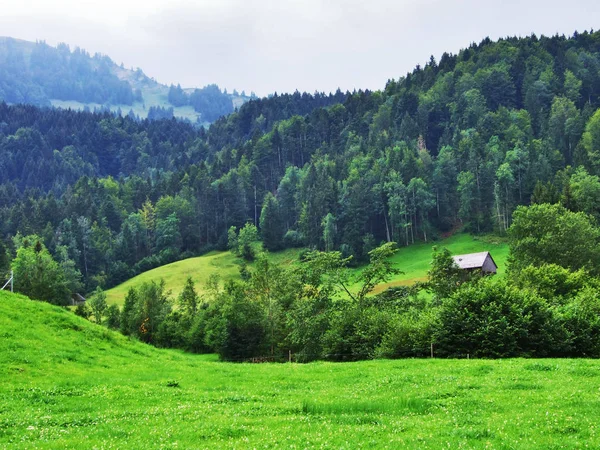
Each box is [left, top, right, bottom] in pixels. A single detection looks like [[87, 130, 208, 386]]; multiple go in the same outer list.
[[283, 230, 304, 248], [434, 279, 567, 358]]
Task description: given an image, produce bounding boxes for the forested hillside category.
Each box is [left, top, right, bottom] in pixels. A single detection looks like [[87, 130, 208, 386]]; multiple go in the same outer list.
[[1, 31, 600, 295], [0, 38, 138, 106], [0, 37, 245, 123]]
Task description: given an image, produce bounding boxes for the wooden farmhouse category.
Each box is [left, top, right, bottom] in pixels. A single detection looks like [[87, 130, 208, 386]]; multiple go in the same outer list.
[[71, 293, 86, 306], [452, 251, 497, 274]]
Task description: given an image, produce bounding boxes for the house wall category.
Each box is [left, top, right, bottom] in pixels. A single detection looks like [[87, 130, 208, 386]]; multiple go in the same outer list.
[[481, 255, 497, 274]]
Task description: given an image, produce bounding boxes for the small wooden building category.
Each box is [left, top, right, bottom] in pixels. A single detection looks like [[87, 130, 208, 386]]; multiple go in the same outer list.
[[71, 293, 86, 306], [452, 251, 497, 274]]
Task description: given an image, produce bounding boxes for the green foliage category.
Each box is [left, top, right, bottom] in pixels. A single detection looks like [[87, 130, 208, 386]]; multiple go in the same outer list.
[[321, 213, 337, 251], [569, 167, 600, 219], [3, 32, 600, 295], [426, 247, 465, 300], [88, 287, 108, 325], [135, 281, 172, 344], [0, 240, 10, 275], [508, 203, 600, 274], [177, 276, 199, 317], [355, 242, 401, 301], [582, 109, 600, 173], [512, 264, 591, 302], [237, 223, 258, 261], [167, 83, 188, 107], [205, 282, 267, 360], [105, 304, 121, 330], [74, 302, 90, 319], [11, 235, 71, 305], [0, 39, 135, 105], [120, 287, 138, 336], [227, 226, 238, 254], [259, 193, 284, 251], [435, 279, 566, 358], [188, 84, 233, 122]]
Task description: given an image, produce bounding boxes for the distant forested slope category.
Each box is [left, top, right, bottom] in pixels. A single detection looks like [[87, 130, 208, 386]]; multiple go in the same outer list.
[[0, 38, 138, 106], [0, 31, 599, 292], [0, 37, 245, 123]]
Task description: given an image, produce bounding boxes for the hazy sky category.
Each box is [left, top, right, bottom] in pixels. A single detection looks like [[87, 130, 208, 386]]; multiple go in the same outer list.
[[1, 0, 598, 96]]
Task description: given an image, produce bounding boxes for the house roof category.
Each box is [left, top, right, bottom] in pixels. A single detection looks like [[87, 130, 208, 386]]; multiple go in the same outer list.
[[452, 251, 495, 270]]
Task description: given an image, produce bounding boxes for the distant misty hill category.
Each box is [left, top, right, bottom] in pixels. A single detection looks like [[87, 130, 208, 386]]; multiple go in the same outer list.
[[0, 37, 250, 124]]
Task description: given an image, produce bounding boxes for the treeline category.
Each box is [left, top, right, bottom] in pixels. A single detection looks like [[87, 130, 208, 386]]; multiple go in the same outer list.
[[79, 203, 600, 360], [167, 83, 347, 124], [0, 39, 140, 106], [0, 103, 203, 191], [1, 32, 600, 293], [168, 84, 233, 122]]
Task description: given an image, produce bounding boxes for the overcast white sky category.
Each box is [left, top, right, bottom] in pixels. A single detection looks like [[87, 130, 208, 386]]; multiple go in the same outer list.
[[0, 0, 598, 96]]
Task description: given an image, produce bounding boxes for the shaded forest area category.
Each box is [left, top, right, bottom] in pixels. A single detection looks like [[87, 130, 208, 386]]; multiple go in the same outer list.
[[0, 39, 139, 106], [0, 31, 600, 295]]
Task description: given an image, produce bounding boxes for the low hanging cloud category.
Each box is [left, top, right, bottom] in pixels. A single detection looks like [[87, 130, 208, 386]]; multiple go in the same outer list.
[[0, 0, 598, 95]]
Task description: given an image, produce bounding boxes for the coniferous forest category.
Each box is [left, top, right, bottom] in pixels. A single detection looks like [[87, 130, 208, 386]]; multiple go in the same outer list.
[[2, 31, 600, 359], [0, 39, 139, 106]]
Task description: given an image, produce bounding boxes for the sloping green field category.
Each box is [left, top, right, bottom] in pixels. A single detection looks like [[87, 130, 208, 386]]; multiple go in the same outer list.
[[368, 234, 509, 294], [106, 234, 509, 305], [1, 291, 599, 449], [104, 248, 303, 305]]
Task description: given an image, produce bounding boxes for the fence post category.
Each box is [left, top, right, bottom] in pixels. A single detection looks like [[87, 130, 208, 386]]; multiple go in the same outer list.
[[430, 342, 434, 358], [10, 271, 13, 293], [288, 350, 292, 363]]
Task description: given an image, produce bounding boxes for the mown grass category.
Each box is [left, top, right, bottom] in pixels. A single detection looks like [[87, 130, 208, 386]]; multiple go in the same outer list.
[[1, 291, 599, 448], [106, 233, 509, 305]]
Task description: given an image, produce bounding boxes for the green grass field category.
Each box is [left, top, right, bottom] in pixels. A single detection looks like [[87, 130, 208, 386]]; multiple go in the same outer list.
[[106, 234, 509, 305], [1, 291, 599, 449], [105, 247, 303, 305]]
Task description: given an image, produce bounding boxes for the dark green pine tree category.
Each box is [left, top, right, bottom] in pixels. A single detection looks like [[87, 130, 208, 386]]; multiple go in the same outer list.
[[0, 240, 10, 276], [259, 193, 284, 251], [120, 287, 138, 336]]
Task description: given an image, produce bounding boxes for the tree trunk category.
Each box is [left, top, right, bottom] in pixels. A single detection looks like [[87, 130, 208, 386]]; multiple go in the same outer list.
[[383, 208, 391, 242]]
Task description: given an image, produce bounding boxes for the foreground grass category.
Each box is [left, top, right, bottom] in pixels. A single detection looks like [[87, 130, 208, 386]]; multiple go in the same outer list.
[[1, 292, 598, 449], [106, 233, 509, 305]]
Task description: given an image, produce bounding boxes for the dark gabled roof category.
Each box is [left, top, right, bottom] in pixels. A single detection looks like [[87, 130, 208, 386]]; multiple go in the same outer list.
[[452, 251, 496, 270]]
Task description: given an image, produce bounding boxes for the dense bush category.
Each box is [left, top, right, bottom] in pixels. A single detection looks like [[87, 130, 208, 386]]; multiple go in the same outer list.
[[434, 278, 579, 358]]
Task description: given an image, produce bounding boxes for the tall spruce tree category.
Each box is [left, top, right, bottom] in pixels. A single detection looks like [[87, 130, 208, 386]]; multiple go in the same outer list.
[[259, 193, 283, 251]]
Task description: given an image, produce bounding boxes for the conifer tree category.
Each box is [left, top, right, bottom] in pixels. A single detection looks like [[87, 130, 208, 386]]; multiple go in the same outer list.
[[259, 193, 283, 251]]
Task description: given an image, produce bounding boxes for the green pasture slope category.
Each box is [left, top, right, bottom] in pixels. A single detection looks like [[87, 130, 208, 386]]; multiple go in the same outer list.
[[106, 233, 509, 305], [104, 247, 302, 305], [1, 291, 599, 449]]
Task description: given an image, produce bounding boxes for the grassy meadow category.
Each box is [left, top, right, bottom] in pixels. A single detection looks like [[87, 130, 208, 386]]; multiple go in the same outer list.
[[1, 291, 599, 449], [106, 233, 509, 305]]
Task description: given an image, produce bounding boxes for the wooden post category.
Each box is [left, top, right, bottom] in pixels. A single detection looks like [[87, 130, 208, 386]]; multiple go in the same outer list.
[[288, 350, 292, 363], [10, 271, 13, 293], [467, 353, 470, 360], [430, 342, 434, 358]]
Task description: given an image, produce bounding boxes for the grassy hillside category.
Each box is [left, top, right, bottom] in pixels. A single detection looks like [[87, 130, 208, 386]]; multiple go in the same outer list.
[[106, 233, 509, 305], [105, 247, 303, 305], [1, 290, 600, 448], [367, 234, 509, 294]]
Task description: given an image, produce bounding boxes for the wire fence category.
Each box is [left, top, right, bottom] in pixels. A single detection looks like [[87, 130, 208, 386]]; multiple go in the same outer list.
[[218, 345, 475, 363], [1, 271, 13, 292]]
